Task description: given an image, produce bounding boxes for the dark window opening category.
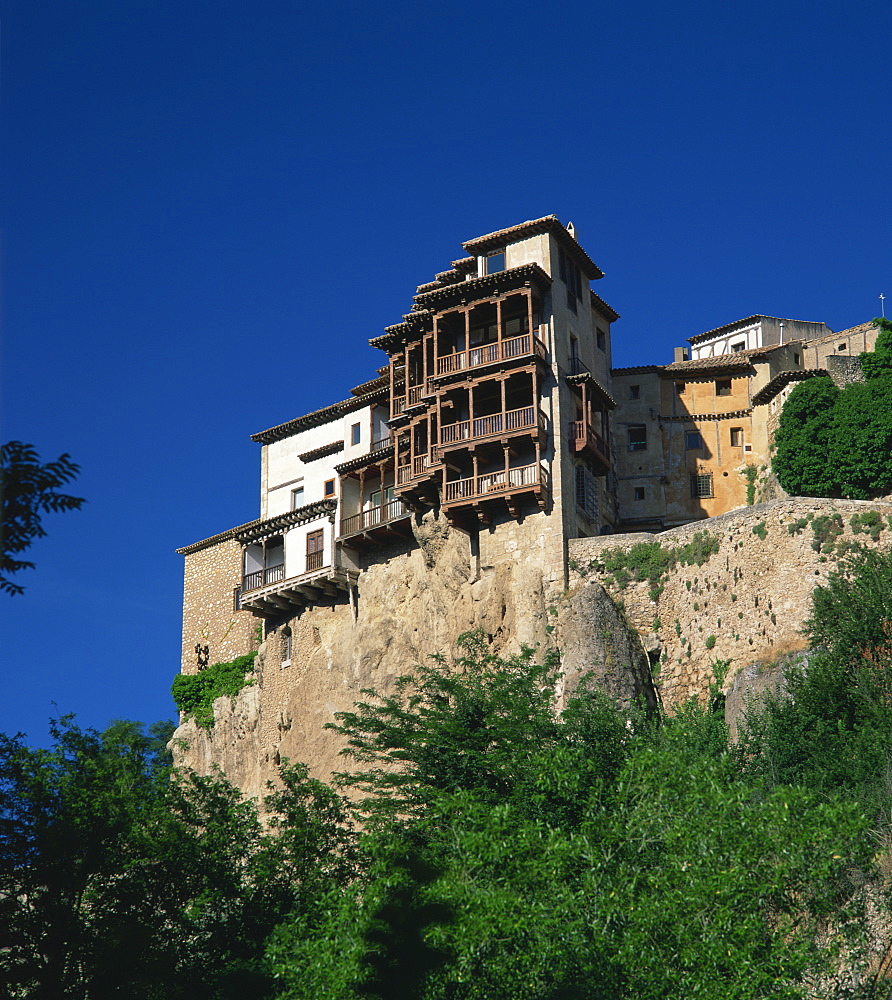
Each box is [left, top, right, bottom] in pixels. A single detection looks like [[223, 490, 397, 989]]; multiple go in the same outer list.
[[730, 427, 743, 447], [675, 382, 686, 395], [731, 341, 745, 352], [323, 479, 335, 497], [351, 423, 361, 445], [628, 425, 647, 451], [685, 431, 704, 450], [633, 487, 646, 501], [716, 379, 732, 396], [596, 328, 607, 351], [629, 385, 640, 400]]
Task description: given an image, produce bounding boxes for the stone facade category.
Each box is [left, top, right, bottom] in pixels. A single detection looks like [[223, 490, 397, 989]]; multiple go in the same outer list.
[[568, 497, 892, 713]]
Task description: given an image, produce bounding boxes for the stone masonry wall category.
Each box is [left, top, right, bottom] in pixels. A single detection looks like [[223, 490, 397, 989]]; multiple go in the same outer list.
[[568, 498, 892, 710], [180, 538, 259, 675]]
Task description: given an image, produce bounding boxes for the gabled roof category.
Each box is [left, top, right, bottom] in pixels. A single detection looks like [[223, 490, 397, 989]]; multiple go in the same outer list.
[[751, 369, 830, 405], [250, 387, 387, 445], [462, 215, 604, 281]]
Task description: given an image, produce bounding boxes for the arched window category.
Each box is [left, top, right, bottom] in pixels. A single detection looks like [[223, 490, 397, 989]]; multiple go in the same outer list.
[[282, 626, 292, 667]]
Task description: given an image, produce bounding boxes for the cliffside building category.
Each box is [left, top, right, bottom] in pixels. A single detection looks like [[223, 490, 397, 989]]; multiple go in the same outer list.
[[176, 215, 876, 681]]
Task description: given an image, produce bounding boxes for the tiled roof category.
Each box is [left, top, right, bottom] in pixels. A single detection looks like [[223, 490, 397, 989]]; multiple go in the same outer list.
[[176, 519, 261, 556], [565, 371, 616, 408], [751, 369, 830, 405], [335, 444, 395, 475], [250, 387, 387, 445], [350, 374, 388, 397], [662, 348, 773, 374], [298, 440, 344, 463], [590, 290, 620, 321], [462, 215, 605, 281], [826, 321, 876, 341], [234, 500, 338, 543], [412, 262, 552, 309], [611, 365, 664, 375]]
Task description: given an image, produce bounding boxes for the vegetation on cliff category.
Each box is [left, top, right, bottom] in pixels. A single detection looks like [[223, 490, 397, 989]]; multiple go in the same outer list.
[[774, 318, 892, 499], [3, 549, 892, 998], [171, 652, 257, 729]]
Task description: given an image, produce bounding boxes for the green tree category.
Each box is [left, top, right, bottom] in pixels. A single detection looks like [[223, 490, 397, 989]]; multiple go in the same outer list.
[[269, 633, 872, 999], [774, 319, 892, 498], [0, 441, 85, 595], [0, 717, 352, 999]]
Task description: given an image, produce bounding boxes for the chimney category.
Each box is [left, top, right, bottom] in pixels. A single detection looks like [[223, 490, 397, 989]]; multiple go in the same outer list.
[[674, 346, 689, 363]]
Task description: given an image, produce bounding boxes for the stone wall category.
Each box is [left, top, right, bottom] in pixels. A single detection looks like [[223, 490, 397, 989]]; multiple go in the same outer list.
[[568, 497, 892, 710], [179, 537, 258, 675]]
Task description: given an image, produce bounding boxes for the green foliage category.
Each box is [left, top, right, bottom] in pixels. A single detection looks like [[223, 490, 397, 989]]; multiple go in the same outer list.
[[271, 625, 875, 1000], [811, 513, 844, 553], [172, 652, 256, 729], [787, 515, 811, 535], [850, 509, 885, 541], [589, 531, 719, 591], [704, 634, 716, 649], [741, 464, 758, 505], [859, 317, 892, 380], [0, 717, 352, 999], [775, 322, 892, 498], [752, 521, 767, 540], [0, 441, 85, 595]]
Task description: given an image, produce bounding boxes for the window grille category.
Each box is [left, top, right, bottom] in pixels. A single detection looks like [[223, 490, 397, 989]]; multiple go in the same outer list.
[[690, 473, 714, 499], [685, 431, 704, 450], [575, 466, 599, 522]]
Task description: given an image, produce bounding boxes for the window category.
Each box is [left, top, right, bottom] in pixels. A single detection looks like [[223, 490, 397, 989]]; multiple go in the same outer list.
[[716, 379, 732, 396], [731, 341, 745, 352], [291, 484, 305, 509], [629, 385, 640, 400], [596, 328, 606, 352], [794, 352, 800, 365], [323, 479, 335, 498], [558, 246, 582, 311], [685, 431, 704, 450], [690, 473, 714, 499], [633, 486, 646, 502], [628, 425, 647, 451], [675, 382, 686, 395], [575, 466, 599, 521], [485, 250, 505, 274], [730, 427, 743, 447], [306, 529, 324, 571], [281, 626, 292, 666], [351, 423, 361, 445], [837, 343, 847, 352]]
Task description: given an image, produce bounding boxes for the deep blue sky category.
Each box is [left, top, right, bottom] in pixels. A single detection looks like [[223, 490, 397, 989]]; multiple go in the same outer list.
[[2, 0, 889, 743]]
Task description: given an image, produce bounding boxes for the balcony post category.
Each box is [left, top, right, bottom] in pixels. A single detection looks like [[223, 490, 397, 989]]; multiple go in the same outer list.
[[496, 296, 503, 355], [472, 452, 479, 493], [503, 444, 509, 481], [463, 307, 470, 370], [359, 468, 366, 526], [500, 376, 507, 419], [526, 288, 534, 341]]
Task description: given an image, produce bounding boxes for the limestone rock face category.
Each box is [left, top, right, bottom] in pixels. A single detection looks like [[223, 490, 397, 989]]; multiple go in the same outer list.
[[557, 581, 659, 714], [172, 511, 574, 799]]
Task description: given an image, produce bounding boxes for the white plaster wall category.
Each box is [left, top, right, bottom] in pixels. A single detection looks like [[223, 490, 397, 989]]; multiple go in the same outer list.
[[284, 516, 334, 578], [691, 323, 761, 359]]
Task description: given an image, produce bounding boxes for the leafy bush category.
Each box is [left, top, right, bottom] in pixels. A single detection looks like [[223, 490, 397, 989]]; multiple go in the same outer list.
[[850, 509, 884, 541], [774, 319, 892, 498], [810, 513, 844, 553], [590, 531, 719, 591], [171, 652, 256, 729], [752, 521, 767, 540]]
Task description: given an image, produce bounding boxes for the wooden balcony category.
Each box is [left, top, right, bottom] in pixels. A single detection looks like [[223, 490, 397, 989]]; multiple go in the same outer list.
[[434, 333, 547, 377], [242, 563, 285, 593], [396, 452, 440, 485], [442, 462, 550, 511], [369, 435, 391, 453], [569, 420, 611, 474], [239, 565, 358, 617], [438, 406, 546, 450], [338, 498, 412, 547]]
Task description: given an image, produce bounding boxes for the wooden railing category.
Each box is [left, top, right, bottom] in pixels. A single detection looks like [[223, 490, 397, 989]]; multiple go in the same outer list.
[[242, 563, 285, 593], [413, 453, 431, 477], [435, 334, 547, 376], [443, 463, 549, 503], [339, 499, 406, 536], [370, 435, 391, 452], [391, 395, 406, 417], [439, 406, 543, 446], [569, 421, 610, 462], [306, 551, 324, 572], [396, 465, 412, 485]]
